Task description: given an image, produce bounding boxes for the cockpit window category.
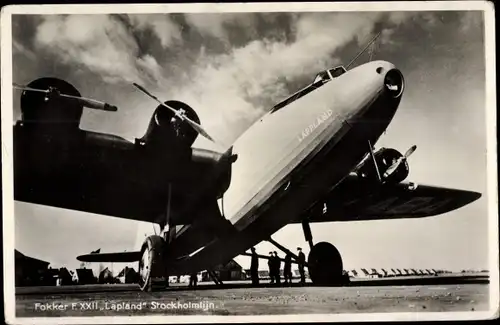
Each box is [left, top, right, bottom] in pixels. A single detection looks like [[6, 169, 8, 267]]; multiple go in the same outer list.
[[269, 65, 347, 114], [313, 71, 330, 84], [328, 66, 347, 78]]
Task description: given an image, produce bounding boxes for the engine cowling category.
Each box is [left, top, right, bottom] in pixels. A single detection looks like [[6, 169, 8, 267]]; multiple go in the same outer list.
[[19, 77, 84, 129], [356, 147, 410, 184], [138, 100, 200, 148]]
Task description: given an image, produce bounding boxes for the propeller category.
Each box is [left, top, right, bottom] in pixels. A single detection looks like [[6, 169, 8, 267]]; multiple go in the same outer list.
[[383, 145, 417, 179], [132, 82, 216, 143], [13, 83, 118, 111]]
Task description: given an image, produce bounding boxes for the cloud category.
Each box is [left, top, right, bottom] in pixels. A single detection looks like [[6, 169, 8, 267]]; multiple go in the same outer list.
[[27, 12, 415, 146], [13, 39, 36, 60], [459, 11, 483, 33], [184, 13, 258, 43], [127, 14, 182, 48], [172, 12, 394, 145], [34, 15, 169, 87]]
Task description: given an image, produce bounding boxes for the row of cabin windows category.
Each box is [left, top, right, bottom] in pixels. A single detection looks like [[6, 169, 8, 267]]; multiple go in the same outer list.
[[270, 66, 347, 114]]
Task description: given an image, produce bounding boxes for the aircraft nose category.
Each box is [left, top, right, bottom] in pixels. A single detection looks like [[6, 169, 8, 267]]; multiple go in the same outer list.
[[382, 68, 404, 99], [342, 61, 404, 134]]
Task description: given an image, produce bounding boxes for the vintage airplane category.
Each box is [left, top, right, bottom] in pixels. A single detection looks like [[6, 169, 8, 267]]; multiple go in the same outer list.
[[13, 37, 481, 291]]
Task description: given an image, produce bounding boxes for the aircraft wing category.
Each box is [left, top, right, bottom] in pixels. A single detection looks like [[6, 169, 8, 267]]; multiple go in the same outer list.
[[77, 251, 141, 263], [299, 175, 482, 223]]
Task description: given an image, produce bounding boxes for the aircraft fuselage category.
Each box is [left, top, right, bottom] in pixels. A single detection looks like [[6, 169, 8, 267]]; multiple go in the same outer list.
[[167, 61, 404, 274]]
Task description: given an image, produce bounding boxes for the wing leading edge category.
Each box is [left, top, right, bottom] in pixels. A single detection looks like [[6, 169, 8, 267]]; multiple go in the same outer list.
[[299, 175, 482, 223]]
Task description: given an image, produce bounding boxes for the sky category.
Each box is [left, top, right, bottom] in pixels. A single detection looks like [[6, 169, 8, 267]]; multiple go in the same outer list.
[[11, 10, 491, 274]]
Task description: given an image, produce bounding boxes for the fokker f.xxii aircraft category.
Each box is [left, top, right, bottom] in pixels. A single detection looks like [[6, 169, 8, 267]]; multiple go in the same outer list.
[[13, 41, 481, 291]]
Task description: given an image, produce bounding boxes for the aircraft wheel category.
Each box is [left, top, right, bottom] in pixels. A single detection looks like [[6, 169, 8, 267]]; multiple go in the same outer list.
[[308, 242, 344, 286], [138, 235, 168, 292]]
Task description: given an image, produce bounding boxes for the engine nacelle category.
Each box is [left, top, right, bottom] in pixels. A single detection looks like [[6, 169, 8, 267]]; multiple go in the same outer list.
[[19, 77, 84, 129], [356, 147, 410, 184], [138, 100, 200, 148]]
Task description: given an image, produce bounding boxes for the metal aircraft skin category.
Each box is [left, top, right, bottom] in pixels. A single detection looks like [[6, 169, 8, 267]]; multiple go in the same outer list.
[[13, 59, 481, 290]]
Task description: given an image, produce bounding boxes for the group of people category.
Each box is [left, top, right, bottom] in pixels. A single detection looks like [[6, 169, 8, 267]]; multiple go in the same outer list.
[[250, 247, 306, 286], [267, 251, 285, 284]]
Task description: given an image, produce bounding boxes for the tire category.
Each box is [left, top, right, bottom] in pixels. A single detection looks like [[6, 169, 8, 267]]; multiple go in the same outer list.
[[308, 242, 344, 286], [138, 235, 168, 292]]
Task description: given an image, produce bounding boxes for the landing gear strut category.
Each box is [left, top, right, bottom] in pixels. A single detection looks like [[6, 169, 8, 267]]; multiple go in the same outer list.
[[138, 183, 173, 292], [302, 218, 346, 286]]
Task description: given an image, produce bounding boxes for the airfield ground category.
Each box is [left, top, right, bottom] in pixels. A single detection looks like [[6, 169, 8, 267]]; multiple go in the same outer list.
[[15, 275, 489, 316]]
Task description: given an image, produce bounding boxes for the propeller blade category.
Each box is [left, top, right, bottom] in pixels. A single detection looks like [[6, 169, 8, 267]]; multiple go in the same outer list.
[[383, 158, 402, 177], [13, 83, 49, 94], [13, 83, 118, 111], [133, 82, 217, 143], [184, 117, 215, 142], [404, 145, 417, 158], [59, 94, 118, 111], [133, 82, 161, 103], [383, 145, 417, 178], [133, 83, 181, 118]]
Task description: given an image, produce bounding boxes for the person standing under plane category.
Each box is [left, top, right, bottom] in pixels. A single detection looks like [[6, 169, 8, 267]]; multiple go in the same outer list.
[[273, 251, 281, 285], [189, 272, 198, 287], [268, 252, 274, 284], [250, 247, 259, 286], [297, 247, 306, 285], [283, 253, 292, 285]]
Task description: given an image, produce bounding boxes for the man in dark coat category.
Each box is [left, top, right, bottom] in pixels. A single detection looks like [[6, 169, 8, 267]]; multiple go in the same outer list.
[[273, 251, 281, 284], [268, 252, 274, 284], [189, 272, 198, 287], [250, 247, 259, 286], [283, 253, 292, 285], [297, 247, 306, 285]]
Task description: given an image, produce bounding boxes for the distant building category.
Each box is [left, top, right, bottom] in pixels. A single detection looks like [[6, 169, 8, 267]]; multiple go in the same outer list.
[[370, 268, 383, 278], [15, 250, 51, 286], [98, 267, 115, 284], [387, 269, 398, 277], [347, 269, 359, 278], [202, 259, 245, 282], [116, 267, 139, 284], [75, 268, 97, 285], [57, 267, 74, 285], [258, 270, 270, 280]]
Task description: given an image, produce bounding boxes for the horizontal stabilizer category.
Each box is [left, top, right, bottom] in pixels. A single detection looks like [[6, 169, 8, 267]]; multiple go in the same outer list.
[[77, 251, 141, 263]]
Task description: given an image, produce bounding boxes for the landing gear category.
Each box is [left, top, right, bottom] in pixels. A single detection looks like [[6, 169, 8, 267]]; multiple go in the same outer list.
[[301, 218, 347, 286], [138, 235, 168, 292], [308, 242, 344, 286], [138, 183, 174, 292]]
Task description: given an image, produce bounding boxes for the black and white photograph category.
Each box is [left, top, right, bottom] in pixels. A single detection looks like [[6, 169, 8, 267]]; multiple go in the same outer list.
[[1, 1, 498, 323]]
